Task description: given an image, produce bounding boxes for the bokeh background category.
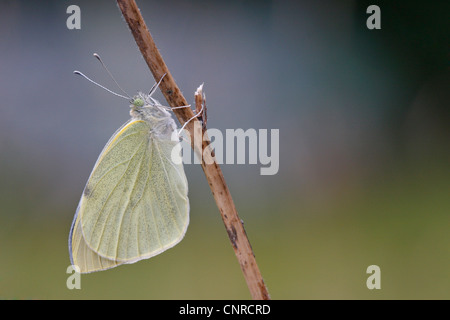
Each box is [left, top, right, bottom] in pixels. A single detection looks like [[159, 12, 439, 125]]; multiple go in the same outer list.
[[0, 0, 448, 299]]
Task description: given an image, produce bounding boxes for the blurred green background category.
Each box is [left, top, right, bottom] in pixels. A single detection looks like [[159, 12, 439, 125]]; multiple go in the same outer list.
[[0, 0, 448, 299]]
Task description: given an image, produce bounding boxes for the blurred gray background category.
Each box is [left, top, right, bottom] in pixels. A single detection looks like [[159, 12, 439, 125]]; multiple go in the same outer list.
[[0, 0, 448, 299]]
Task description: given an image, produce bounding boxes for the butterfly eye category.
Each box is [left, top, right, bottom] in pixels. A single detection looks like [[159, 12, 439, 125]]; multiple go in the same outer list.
[[132, 98, 145, 107]]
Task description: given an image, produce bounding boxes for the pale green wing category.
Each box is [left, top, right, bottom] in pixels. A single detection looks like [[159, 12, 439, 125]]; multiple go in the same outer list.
[[70, 208, 124, 272], [69, 119, 189, 273]]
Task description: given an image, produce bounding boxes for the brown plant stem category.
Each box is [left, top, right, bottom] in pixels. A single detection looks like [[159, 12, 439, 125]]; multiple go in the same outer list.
[[116, 0, 270, 300]]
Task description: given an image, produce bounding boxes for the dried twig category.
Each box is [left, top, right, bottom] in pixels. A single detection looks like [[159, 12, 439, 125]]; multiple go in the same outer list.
[[195, 84, 207, 130], [116, 0, 270, 300]]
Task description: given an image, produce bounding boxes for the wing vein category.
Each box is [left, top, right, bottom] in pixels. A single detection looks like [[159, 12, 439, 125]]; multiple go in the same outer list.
[[88, 139, 146, 252], [147, 143, 163, 249], [115, 138, 149, 259], [154, 141, 183, 233]]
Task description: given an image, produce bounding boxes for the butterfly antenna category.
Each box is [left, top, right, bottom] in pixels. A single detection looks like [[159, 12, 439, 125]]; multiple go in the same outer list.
[[149, 73, 167, 96], [93, 53, 131, 99], [73, 70, 130, 100]]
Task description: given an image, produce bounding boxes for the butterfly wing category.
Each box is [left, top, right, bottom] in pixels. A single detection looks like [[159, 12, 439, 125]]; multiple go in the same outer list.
[[69, 119, 189, 273]]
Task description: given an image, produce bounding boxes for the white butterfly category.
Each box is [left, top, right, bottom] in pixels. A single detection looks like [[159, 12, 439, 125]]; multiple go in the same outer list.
[[69, 55, 194, 273]]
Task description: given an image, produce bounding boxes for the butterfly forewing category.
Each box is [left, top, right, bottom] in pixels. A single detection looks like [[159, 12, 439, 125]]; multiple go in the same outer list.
[[70, 119, 189, 273]]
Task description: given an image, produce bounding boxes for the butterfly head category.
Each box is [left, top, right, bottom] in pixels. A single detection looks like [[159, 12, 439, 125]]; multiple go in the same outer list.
[[131, 96, 145, 108]]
